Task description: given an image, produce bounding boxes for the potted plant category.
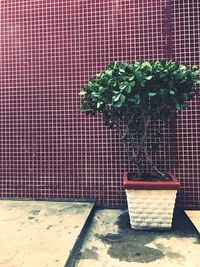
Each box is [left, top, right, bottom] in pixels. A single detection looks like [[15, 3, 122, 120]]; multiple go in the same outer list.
[[80, 60, 200, 230]]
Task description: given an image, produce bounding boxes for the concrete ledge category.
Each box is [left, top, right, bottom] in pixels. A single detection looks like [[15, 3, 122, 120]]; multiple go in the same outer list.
[[185, 210, 200, 234], [65, 203, 95, 267], [0, 200, 95, 267]]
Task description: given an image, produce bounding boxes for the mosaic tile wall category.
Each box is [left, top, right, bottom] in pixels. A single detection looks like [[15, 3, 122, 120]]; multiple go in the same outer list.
[[0, 0, 199, 208]]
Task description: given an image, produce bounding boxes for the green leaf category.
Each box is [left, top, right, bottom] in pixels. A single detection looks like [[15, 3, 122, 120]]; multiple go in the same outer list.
[[159, 89, 165, 96], [176, 102, 188, 110], [99, 86, 107, 94], [131, 81, 136, 87], [98, 72, 105, 78], [108, 79, 114, 86], [119, 68, 126, 73], [145, 75, 152, 80], [128, 95, 140, 105], [169, 90, 175, 95], [135, 71, 142, 80], [106, 70, 113, 77], [133, 94, 140, 105], [148, 92, 157, 97], [179, 64, 187, 71], [91, 92, 99, 98], [112, 94, 121, 102], [108, 62, 115, 70], [128, 76, 135, 81], [192, 65, 198, 70], [193, 69, 200, 75], [125, 84, 132, 94], [125, 82, 135, 93], [176, 103, 181, 110], [97, 102, 101, 108], [112, 94, 126, 107], [119, 82, 129, 90]]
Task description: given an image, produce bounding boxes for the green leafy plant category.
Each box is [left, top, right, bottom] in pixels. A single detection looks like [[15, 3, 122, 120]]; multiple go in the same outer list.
[[80, 60, 200, 180]]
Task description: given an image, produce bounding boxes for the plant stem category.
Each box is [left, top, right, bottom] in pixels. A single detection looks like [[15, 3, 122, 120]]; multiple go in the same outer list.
[[140, 113, 165, 178], [143, 148, 165, 178], [116, 119, 142, 177], [117, 111, 165, 179]]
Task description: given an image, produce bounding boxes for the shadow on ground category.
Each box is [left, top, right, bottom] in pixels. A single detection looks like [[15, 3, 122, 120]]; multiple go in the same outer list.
[[95, 209, 199, 263]]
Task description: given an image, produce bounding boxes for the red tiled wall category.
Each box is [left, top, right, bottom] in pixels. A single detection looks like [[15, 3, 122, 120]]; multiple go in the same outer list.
[[171, 1, 200, 209], [0, 0, 199, 208]]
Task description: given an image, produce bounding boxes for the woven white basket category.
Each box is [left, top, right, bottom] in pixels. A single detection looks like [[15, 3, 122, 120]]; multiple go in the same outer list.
[[125, 189, 178, 230]]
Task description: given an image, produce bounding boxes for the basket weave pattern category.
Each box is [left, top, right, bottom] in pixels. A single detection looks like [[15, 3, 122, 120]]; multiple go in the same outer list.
[[126, 189, 178, 230]]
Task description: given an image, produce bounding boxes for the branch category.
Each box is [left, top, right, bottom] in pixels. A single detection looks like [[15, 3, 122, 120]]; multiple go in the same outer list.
[[115, 117, 142, 177], [116, 120, 137, 160], [143, 148, 165, 178]]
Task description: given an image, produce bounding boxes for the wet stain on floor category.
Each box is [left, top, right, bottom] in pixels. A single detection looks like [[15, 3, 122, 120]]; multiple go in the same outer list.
[[96, 232, 164, 263], [30, 209, 41, 216], [79, 246, 99, 260], [95, 210, 198, 263]]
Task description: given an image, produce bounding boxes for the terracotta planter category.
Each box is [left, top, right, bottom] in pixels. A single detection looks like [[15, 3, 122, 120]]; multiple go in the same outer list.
[[123, 172, 180, 230]]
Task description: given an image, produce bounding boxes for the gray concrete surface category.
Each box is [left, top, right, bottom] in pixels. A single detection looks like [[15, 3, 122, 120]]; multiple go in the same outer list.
[[0, 200, 94, 267], [75, 209, 200, 267]]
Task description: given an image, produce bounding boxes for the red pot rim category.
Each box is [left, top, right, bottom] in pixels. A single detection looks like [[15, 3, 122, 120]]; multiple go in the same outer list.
[[123, 171, 180, 190]]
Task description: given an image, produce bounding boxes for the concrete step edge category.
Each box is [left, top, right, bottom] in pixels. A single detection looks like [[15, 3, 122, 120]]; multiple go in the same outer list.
[[64, 203, 96, 267]]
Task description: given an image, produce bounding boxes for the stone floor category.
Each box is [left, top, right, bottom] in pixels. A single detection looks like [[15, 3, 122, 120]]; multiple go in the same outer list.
[[0, 200, 199, 267], [75, 209, 200, 267], [0, 200, 94, 267]]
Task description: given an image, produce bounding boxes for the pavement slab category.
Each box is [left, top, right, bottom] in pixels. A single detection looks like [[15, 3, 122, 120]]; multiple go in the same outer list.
[[185, 210, 200, 234], [0, 200, 94, 267]]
